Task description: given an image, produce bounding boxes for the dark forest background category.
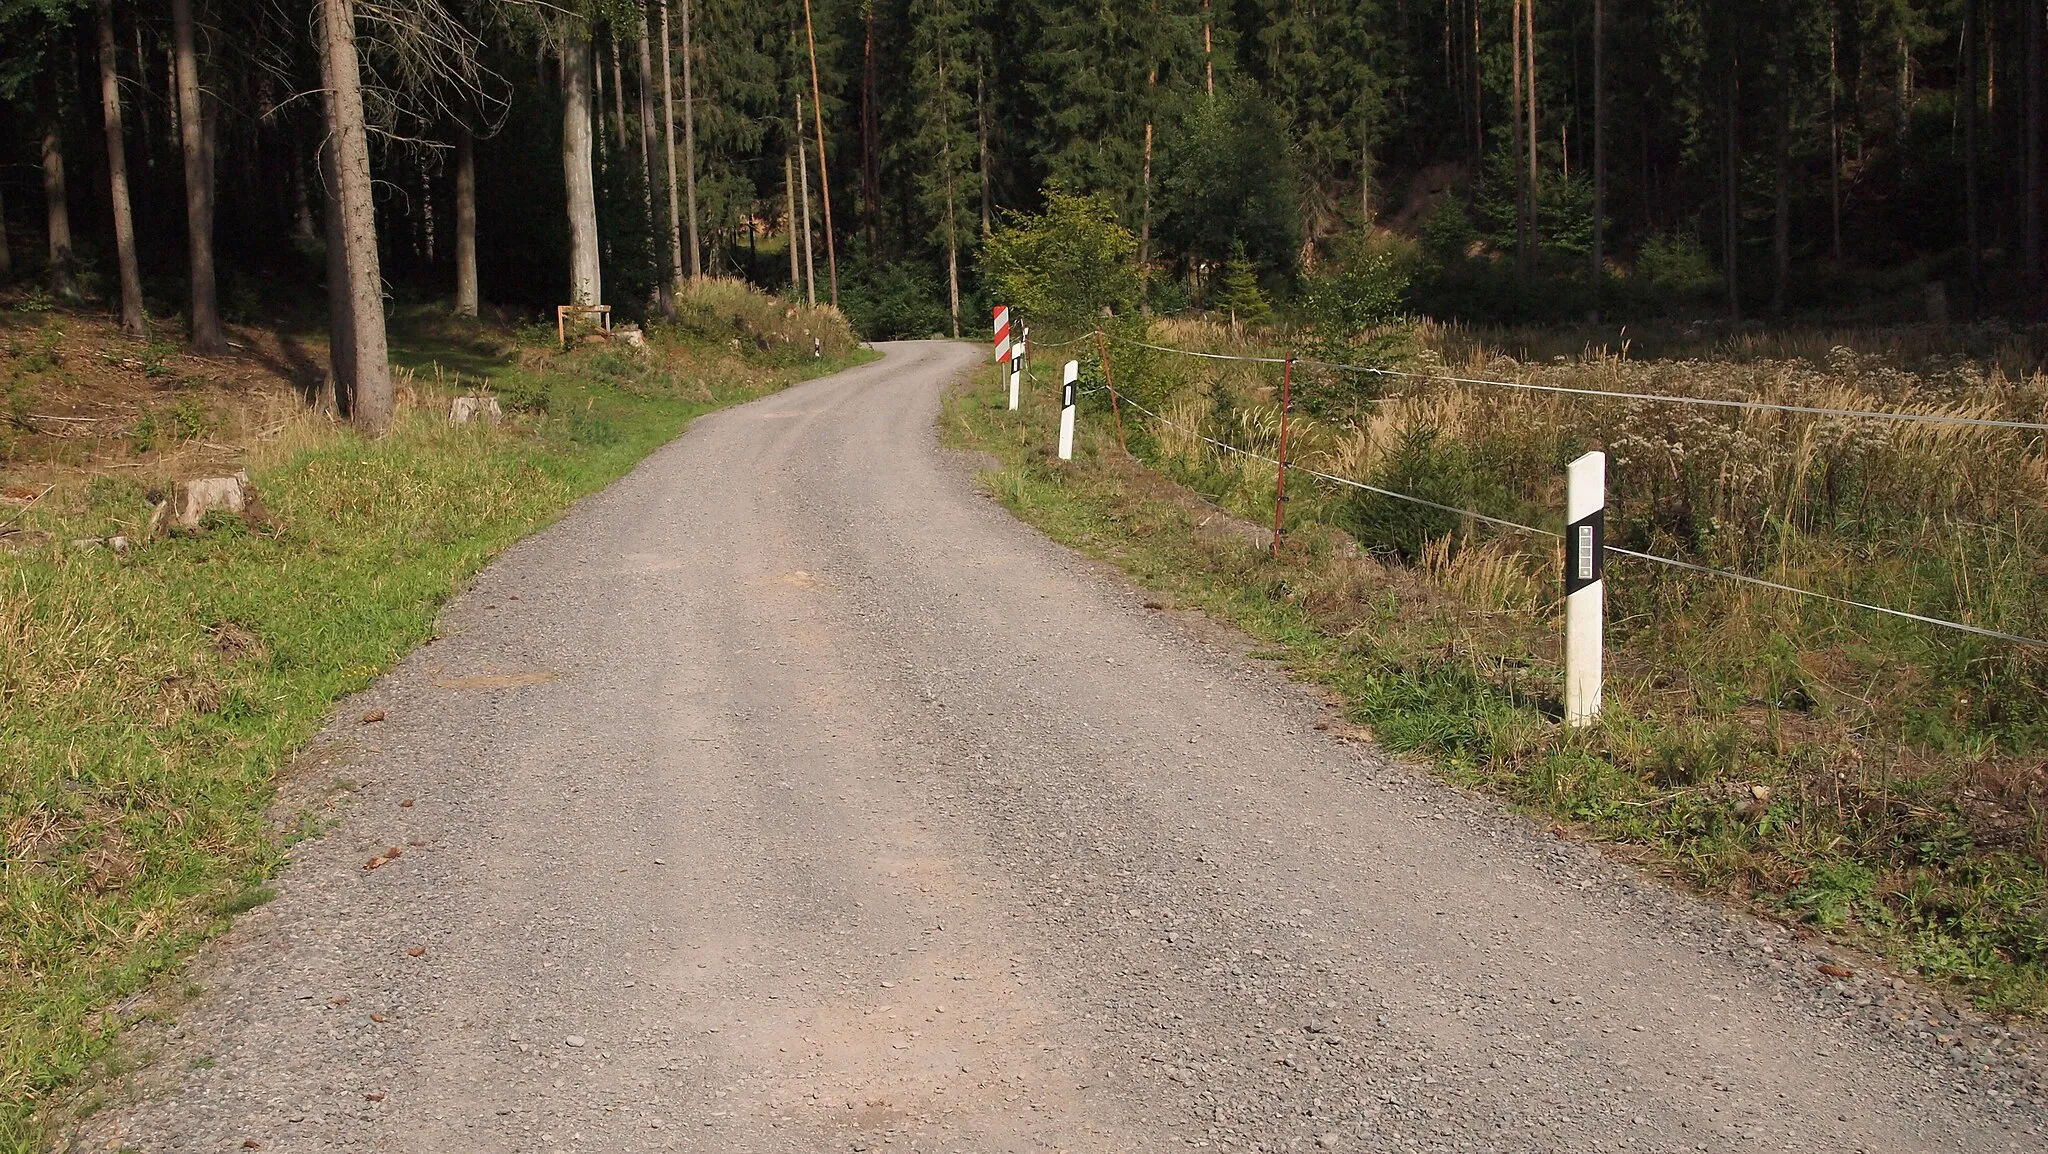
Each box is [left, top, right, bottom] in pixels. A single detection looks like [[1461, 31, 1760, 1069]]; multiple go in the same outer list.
[[0, 1, 2042, 343]]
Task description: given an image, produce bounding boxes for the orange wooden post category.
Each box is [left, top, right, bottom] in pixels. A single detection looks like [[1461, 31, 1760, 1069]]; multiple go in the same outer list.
[[1093, 329, 1129, 454]]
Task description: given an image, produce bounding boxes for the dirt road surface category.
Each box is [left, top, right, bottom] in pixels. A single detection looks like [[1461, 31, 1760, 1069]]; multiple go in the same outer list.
[[82, 342, 2043, 1153]]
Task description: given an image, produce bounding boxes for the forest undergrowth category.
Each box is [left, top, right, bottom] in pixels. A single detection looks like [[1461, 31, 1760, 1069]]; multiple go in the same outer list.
[[948, 317, 2048, 1022], [0, 282, 865, 1149]]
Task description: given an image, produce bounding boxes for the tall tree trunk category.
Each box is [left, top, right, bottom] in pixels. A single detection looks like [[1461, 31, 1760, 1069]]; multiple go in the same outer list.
[[1511, 0, 1528, 274], [1360, 128, 1372, 225], [638, 24, 671, 316], [944, 154, 960, 338], [1962, 0, 1983, 302], [171, 0, 224, 352], [96, 0, 144, 334], [801, 0, 839, 306], [1829, 20, 1843, 263], [41, 87, 77, 301], [320, 134, 353, 414], [611, 37, 628, 152], [292, 133, 319, 248], [1897, 35, 1912, 138], [1591, 0, 1603, 321], [134, 24, 152, 169], [1725, 60, 1741, 320], [2027, 0, 2043, 304], [1204, 0, 1214, 96], [1139, 68, 1155, 305], [864, 6, 882, 253], [319, 0, 393, 434], [1472, 0, 1483, 165], [0, 179, 11, 281], [1524, 0, 1538, 250], [658, 0, 684, 309], [593, 37, 608, 174], [1772, 68, 1791, 317], [785, 149, 800, 292], [454, 126, 478, 317], [796, 95, 817, 307], [682, 0, 700, 279], [977, 71, 992, 237], [562, 29, 603, 306]]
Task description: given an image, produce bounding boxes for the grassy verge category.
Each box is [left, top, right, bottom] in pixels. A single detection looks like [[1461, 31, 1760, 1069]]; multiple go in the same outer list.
[[0, 292, 870, 1149], [944, 360, 2048, 1021]]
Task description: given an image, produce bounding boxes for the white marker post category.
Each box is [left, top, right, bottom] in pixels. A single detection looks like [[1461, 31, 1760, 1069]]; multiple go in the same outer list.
[[1009, 326, 1027, 411], [1057, 360, 1079, 461], [1564, 451, 1606, 727]]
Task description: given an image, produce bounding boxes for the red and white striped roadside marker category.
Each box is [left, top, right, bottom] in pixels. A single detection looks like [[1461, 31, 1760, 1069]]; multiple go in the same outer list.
[[993, 305, 1012, 370]]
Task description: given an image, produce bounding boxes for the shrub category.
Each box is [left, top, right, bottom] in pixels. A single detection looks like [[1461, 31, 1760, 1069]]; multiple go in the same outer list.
[[979, 190, 1141, 328], [1636, 231, 1720, 297], [1341, 425, 1507, 561]]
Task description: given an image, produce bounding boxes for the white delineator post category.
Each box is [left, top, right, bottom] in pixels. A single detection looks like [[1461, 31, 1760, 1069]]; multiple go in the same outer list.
[[1009, 326, 1027, 411], [1011, 325, 1032, 409], [1057, 360, 1079, 461], [1564, 451, 1606, 727]]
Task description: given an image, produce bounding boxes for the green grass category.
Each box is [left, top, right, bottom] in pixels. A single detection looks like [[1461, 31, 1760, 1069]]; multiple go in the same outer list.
[[944, 368, 2048, 1022], [0, 317, 871, 1150]]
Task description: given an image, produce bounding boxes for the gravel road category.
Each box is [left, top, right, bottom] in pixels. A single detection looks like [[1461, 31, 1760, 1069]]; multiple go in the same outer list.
[[81, 341, 2044, 1154]]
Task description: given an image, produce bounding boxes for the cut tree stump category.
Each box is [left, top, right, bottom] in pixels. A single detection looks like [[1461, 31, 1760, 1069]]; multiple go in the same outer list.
[[450, 396, 503, 425], [157, 471, 271, 534]]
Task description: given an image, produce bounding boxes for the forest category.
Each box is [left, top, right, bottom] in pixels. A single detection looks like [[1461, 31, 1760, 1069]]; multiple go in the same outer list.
[[0, 0, 2042, 376]]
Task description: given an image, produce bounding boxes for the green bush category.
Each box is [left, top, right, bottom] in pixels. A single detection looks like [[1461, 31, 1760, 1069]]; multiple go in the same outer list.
[[1636, 231, 1721, 297], [1341, 425, 1508, 561], [979, 190, 1141, 328]]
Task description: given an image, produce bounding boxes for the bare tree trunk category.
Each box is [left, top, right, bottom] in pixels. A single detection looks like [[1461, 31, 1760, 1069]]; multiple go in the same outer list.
[[1962, 0, 1983, 302], [0, 179, 11, 281], [1360, 129, 1372, 225], [611, 37, 628, 151], [454, 126, 478, 317], [1511, 0, 1528, 274], [1524, 0, 1538, 250], [319, 0, 393, 434], [171, 0, 224, 352], [96, 1, 144, 333], [1204, 0, 1214, 96], [1725, 61, 1741, 321], [785, 149, 800, 292], [796, 95, 817, 307], [41, 92, 77, 300], [638, 24, 671, 316], [1139, 118, 1154, 284], [2028, 0, 2043, 305], [133, 24, 152, 166], [944, 155, 959, 338], [1472, 1, 1483, 165], [864, 7, 882, 252], [682, 0, 700, 280], [658, 0, 684, 309], [320, 142, 353, 414], [801, 0, 838, 306], [1829, 19, 1843, 263], [977, 71, 991, 237], [562, 29, 603, 306], [1772, 69, 1791, 317], [1591, 0, 1604, 320]]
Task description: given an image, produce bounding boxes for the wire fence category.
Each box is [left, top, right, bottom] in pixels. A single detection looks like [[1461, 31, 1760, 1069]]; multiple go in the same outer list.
[[1107, 332, 2048, 433], [1017, 330, 2048, 650]]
